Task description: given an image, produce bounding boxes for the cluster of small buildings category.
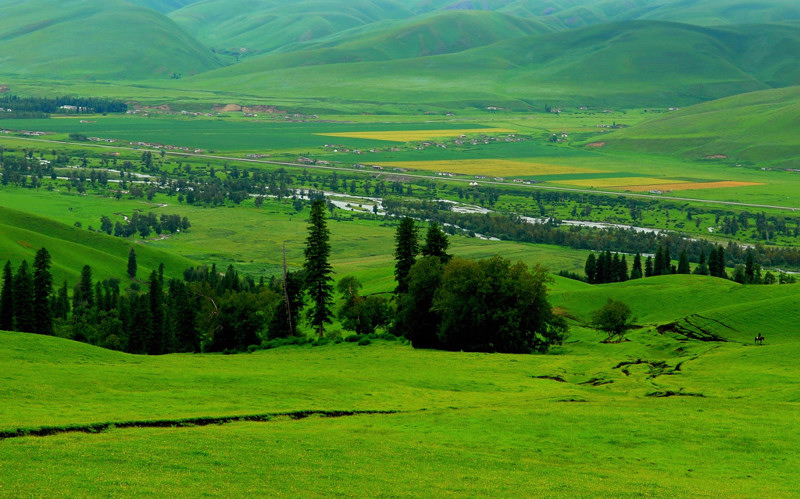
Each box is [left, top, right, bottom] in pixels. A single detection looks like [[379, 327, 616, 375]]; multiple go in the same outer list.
[[130, 141, 203, 154]]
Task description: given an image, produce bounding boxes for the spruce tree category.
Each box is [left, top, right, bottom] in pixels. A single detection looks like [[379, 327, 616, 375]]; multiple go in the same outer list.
[[303, 199, 333, 337], [585, 253, 597, 284], [32, 247, 54, 334], [717, 246, 727, 279], [619, 255, 629, 282], [127, 247, 137, 279], [662, 246, 672, 275], [13, 260, 34, 332], [394, 217, 419, 293], [745, 250, 755, 283], [645, 256, 654, 278], [73, 265, 94, 311], [421, 222, 451, 263], [693, 249, 709, 275], [147, 270, 165, 354], [653, 246, 664, 276], [677, 250, 690, 275], [0, 261, 14, 331], [630, 253, 643, 280]]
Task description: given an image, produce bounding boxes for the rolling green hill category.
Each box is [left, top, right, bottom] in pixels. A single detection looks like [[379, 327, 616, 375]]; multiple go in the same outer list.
[[189, 20, 800, 109], [169, 0, 416, 54], [0, 0, 221, 80], [228, 10, 552, 68], [127, 0, 200, 13], [0, 206, 196, 286], [168, 0, 800, 50], [596, 86, 800, 168]]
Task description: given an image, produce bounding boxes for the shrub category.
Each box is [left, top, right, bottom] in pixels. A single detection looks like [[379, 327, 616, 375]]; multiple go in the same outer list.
[[344, 334, 361, 343], [357, 337, 371, 346]]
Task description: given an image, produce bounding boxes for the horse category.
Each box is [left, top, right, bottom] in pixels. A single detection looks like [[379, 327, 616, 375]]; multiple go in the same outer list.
[[755, 333, 765, 345]]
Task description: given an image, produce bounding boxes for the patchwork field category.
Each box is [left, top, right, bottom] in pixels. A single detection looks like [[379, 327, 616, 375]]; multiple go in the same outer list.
[[561, 176, 680, 188], [316, 128, 516, 142], [378, 159, 603, 177], [623, 181, 766, 192]]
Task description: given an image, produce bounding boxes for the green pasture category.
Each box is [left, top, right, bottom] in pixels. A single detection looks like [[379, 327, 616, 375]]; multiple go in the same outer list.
[[0, 115, 514, 153], [1, 277, 799, 497], [0, 187, 592, 292]]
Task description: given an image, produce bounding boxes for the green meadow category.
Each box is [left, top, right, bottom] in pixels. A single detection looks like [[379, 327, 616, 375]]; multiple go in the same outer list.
[[2, 272, 799, 496]]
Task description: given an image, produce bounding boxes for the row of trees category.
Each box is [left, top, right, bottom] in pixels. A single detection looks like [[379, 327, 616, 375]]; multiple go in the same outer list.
[[383, 200, 800, 271], [99, 212, 190, 239], [583, 244, 791, 285], [0, 95, 128, 115], [0, 249, 56, 335]]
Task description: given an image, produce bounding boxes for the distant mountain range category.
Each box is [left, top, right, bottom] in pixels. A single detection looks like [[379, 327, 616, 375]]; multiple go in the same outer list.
[[0, 0, 798, 108]]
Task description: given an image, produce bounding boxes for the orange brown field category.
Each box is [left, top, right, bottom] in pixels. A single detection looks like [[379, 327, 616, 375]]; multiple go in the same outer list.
[[560, 177, 679, 188]]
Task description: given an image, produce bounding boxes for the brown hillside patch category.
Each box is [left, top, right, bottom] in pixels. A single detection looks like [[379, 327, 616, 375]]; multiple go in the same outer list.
[[214, 104, 242, 112], [703, 154, 728, 159], [586, 142, 606, 148]]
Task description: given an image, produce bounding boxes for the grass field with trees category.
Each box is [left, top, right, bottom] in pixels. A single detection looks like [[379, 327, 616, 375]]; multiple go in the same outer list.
[[1, 0, 799, 495]]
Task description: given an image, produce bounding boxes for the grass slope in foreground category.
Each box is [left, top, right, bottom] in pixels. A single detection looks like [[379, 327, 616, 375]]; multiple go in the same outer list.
[[1, 273, 799, 495]]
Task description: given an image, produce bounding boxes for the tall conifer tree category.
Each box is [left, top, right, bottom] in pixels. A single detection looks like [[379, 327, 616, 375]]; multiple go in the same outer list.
[[32, 247, 54, 334], [303, 199, 333, 337], [0, 261, 14, 331], [127, 247, 137, 279], [394, 217, 419, 293], [13, 260, 34, 332]]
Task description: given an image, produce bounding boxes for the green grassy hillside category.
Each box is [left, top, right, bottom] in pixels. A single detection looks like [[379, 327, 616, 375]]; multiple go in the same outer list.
[[169, 0, 416, 54], [190, 20, 800, 109], [261, 10, 553, 66], [597, 86, 800, 168], [2, 278, 799, 496], [128, 0, 200, 13], [514, 0, 800, 28], [0, 0, 221, 80], [552, 273, 800, 328], [0, 206, 196, 286]]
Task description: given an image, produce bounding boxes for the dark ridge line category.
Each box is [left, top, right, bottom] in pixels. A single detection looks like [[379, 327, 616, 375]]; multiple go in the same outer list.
[[0, 410, 400, 442]]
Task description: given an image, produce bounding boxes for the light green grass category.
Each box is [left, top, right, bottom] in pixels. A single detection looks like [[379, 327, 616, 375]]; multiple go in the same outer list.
[[1, 290, 799, 497]]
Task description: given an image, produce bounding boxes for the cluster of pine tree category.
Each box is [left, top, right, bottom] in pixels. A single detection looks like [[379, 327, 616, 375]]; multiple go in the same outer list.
[[0, 248, 58, 335], [0, 247, 305, 354], [582, 244, 786, 284], [390, 218, 566, 353]]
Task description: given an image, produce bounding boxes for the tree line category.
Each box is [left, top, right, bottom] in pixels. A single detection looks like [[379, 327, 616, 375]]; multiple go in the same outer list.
[[99, 212, 190, 239], [583, 244, 794, 285], [0, 95, 128, 116], [383, 200, 800, 271]]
